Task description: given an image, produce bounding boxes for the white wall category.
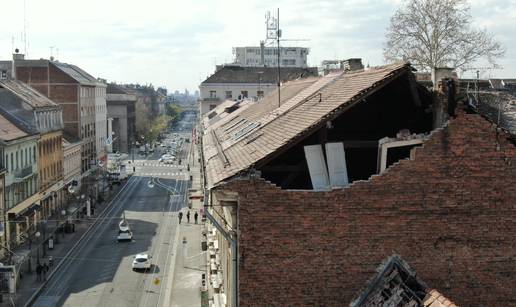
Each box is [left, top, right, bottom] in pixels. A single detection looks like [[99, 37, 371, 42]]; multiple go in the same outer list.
[[95, 86, 107, 160], [234, 47, 309, 67]]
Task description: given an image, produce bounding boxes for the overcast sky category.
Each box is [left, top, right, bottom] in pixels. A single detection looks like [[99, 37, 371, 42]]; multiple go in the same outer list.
[[1, 0, 514, 92]]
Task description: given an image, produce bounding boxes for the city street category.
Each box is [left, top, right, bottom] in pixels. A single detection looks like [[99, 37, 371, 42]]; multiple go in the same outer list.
[[31, 114, 196, 307]]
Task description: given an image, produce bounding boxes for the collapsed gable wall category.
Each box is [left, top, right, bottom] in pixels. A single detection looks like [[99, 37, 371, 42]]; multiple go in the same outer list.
[[220, 110, 516, 306]]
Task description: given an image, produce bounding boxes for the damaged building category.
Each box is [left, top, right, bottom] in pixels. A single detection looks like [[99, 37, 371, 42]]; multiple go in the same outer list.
[[200, 63, 516, 306]]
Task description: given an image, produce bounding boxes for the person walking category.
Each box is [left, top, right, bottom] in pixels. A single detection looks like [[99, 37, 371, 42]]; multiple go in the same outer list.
[[178, 211, 183, 224], [43, 263, 49, 281], [49, 256, 54, 267], [186, 210, 190, 223], [36, 264, 42, 281], [194, 211, 198, 224]]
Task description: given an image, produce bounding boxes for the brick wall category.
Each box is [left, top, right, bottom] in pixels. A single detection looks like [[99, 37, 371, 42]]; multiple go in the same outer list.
[[220, 110, 516, 306]]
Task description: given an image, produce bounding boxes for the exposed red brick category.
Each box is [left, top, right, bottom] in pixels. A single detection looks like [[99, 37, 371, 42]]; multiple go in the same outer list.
[[219, 110, 516, 306]]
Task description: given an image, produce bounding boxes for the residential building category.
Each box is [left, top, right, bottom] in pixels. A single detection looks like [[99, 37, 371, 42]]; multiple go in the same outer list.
[[199, 65, 317, 115], [0, 80, 64, 221], [63, 136, 82, 204], [95, 81, 108, 167], [106, 84, 137, 153], [200, 63, 516, 306], [0, 113, 39, 247], [0, 167, 5, 259], [9, 53, 103, 174], [233, 46, 309, 68]]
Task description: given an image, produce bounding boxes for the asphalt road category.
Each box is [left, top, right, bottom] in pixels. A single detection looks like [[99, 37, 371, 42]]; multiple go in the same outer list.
[[32, 114, 196, 307]]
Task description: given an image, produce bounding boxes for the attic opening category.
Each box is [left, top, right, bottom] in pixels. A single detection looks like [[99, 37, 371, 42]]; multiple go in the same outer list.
[[258, 72, 434, 190]]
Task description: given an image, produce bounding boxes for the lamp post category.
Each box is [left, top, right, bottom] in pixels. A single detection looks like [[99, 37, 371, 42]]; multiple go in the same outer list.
[[24, 231, 41, 274], [61, 209, 67, 239], [147, 177, 178, 216]]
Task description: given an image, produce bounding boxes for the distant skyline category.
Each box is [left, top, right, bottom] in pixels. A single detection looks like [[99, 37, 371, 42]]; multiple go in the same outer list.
[[1, 0, 514, 92]]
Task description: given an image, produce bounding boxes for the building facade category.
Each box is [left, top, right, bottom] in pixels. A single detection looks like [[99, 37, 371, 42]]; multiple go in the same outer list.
[[0, 167, 5, 259], [63, 137, 82, 207], [95, 84, 108, 167], [0, 113, 39, 247], [106, 84, 137, 153], [199, 65, 318, 115], [0, 80, 65, 221], [11, 54, 102, 174], [233, 46, 309, 68]]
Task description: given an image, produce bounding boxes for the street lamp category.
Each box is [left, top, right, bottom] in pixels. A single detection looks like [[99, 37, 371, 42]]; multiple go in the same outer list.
[[22, 231, 40, 273], [147, 177, 178, 216]]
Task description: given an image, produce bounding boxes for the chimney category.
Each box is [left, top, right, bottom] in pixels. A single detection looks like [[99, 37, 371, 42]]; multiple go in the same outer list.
[[431, 67, 457, 128], [12, 48, 24, 80], [340, 58, 364, 72], [431, 67, 454, 90]]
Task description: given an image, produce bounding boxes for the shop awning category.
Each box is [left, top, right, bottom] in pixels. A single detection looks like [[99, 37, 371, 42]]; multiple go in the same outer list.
[[6, 193, 40, 216]]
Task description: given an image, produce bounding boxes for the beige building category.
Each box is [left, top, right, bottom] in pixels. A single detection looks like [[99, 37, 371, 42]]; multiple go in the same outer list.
[[0, 80, 65, 220]]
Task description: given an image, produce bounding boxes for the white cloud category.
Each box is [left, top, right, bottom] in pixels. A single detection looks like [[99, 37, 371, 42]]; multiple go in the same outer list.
[[0, 0, 514, 91]]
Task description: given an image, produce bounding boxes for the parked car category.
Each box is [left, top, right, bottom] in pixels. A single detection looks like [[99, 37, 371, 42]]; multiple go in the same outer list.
[[132, 253, 151, 271]]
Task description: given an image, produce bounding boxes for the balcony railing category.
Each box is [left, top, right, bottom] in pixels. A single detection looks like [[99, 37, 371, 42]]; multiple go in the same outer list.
[[14, 165, 34, 181]]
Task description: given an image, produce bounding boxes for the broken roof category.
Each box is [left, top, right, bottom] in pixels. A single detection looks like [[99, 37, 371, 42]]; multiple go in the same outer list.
[[201, 65, 318, 84], [202, 63, 413, 188], [350, 255, 458, 307]]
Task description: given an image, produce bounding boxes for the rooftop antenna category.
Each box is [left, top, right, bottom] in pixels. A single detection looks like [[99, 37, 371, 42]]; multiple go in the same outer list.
[[23, 0, 28, 56]]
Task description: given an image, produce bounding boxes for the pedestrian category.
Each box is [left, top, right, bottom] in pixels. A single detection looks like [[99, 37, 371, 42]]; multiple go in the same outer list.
[[43, 263, 49, 281], [49, 256, 54, 267], [186, 210, 190, 223], [194, 211, 198, 224], [36, 264, 42, 281], [178, 211, 183, 224]]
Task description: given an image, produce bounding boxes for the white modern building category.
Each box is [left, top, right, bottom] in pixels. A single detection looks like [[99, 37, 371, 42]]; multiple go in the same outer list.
[[199, 65, 318, 115], [233, 46, 309, 68]]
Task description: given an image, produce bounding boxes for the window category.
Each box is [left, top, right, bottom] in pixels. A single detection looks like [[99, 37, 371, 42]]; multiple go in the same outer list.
[[241, 91, 248, 98], [225, 91, 232, 99], [209, 104, 217, 110], [5, 154, 8, 171], [10, 153, 13, 171], [0, 70, 7, 80], [209, 91, 217, 98]]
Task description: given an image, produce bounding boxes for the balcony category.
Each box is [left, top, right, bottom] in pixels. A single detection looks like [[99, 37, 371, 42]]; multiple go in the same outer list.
[[14, 165, 34, 182]]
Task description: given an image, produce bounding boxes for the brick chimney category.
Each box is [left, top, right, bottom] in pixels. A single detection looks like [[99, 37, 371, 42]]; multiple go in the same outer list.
[[11, 48, 25, 80]]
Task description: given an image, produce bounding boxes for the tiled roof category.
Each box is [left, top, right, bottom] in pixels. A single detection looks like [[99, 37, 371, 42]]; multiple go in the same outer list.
[[201, 65, 318, 84], [424, 289, 458, 307], [52, 62, 99, 86], [0, 113, 29, 141], [202, 63, 411, 188], [350, 255, 458, 307], [0, 79, 57, 108]]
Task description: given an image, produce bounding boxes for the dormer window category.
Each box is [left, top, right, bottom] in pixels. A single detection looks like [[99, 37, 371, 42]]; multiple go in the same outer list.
[[0, 70, 7, 80]]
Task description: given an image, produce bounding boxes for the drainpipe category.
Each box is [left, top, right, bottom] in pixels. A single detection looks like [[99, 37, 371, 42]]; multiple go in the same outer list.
[[199, 126, 238, 307]]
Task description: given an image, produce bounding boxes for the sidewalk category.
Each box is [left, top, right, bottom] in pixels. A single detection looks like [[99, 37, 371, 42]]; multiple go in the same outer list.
[[167, 135, 207, 307], [0, 179, 128, 306]]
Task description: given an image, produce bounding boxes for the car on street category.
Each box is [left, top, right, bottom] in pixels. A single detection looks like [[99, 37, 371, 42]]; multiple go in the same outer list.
[[132, 253, 152, 271]]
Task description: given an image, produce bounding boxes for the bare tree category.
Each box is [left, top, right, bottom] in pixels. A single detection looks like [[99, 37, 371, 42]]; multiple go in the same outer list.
[[384, 0, 504, 71]]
